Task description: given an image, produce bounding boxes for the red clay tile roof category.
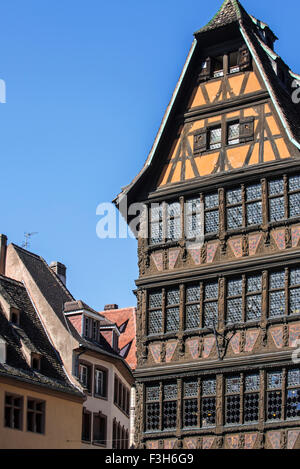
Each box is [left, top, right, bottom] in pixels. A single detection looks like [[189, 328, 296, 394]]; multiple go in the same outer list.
[[100, 307, 137, 370]]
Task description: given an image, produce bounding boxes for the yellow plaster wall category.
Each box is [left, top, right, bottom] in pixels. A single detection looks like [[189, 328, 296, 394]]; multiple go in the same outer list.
[[0, 380, 82, 449]]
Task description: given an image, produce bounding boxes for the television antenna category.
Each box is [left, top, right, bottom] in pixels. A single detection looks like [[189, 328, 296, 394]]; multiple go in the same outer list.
[[22, 232, 38, 250]]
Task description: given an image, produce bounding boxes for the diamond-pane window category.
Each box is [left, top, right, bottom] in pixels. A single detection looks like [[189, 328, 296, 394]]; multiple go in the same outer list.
[[227, 188, 242, 205], [269, 197, 285, 222], [246, 295, 261, 321], [166, 308, 179, 332], [150, 205, 163, 245], [227, 278, 242, 324], [227, 206, 243, 229], [205, 282, 218, 299], [184, 381, 198, 398], [245, 374, 260, 392], [205, 193, 219, 209], [166, 202, 181, 241], [209, 127, 221, 150], [247, 275, 261, 293], [228, 278, 242, 296], [246, 184, 262, 201], [167, 289, 180, 305], [269, 179, 284, 196], [205, 210, 219, 234], [289, 193, 300, 218], [290, 268, 300, 286], [185, 304, 200, 330], [148, 310, 162, 335], [247, 201, 262, 225], [186, 285, 200, 303], [164, 383, 178, 400], [163, 383, 177, 430], [146, 384, 160, 432], [204, 281, 218, 328], [290, 288, 300, 315], [288, 369, 300, 387], [146, 386, 160, 402], [228, 122, 240, 145], [289, 175, 300, 192], [268, 372, 282, 389], [269, 271, 286, 318], [286, 368, 300, 420], [149, 292, 162, 309], [226, 376, 241, 425], [186, 197, 202, 239], [202, 379, 216, 396]]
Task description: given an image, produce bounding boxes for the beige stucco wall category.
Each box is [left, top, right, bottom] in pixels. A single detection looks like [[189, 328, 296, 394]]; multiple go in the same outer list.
[[80, 352, 131, 449], [0, 380, 83, 449]]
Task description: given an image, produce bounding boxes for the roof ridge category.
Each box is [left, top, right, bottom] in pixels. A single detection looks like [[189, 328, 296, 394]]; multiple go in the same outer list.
[[194, 0, 242, 35], [39, 257, 75, 301], [0, 274, 24, 288], [11, 243, 42, 260]]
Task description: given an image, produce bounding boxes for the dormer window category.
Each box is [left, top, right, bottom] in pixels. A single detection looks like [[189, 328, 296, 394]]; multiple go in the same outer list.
[[31, 354, 41, 371], [92, 320, 99, 341], [84, 316, 90, 338], [229, 51, 240, 74], [10, 309, 20, 325], [213, 56, 224, 78]]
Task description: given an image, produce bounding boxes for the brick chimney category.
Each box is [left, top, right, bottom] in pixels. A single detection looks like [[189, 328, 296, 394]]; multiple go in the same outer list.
[[50, 261, 67, 285], [104, 304, 119, 311], [0, 234, 7, 276]]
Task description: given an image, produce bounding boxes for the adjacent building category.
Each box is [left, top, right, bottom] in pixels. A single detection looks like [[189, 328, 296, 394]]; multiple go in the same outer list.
[[1, 235, 134, 449], [115, 0, 300, 450]]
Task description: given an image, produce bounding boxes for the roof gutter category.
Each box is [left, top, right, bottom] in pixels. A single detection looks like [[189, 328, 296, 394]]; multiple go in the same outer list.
[[240, 24, 300, 151]]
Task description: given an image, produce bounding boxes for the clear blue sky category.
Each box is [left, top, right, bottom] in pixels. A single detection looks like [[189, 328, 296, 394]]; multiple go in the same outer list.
[[1, 0, 299, 310]]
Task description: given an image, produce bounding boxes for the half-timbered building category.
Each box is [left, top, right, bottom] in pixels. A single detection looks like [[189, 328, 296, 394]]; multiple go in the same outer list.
[[115, 0, 300, 449]]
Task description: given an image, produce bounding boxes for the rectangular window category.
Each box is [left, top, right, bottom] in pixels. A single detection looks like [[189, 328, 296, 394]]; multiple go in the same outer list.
[[4, 394, 23, 430], [150, 204, 163, 245], [205, 193, 219, 234], [166, 202, 181, 241], [95, 369, 107, 398], [246, 184, 262, 226], [246, 274, 262, 322], [183, 380, 199, 428], [289, 268, 300, 315], [79, 364, 88, 389], [92, 320, 98, 341], [286, 369, 300, 420], [93, 413, 106, 446], [82, 409, 91, 442], [201, 378, 216, 427], [225, 376, 241, 425], [289, 175, 300, 218], [227, 274, 262, 324], [227, 277, 243, 324], [269, 178, 285, 222], [163, 383, 177, 430], [148, 291, 163, 335], [209, 126, 222, 150], [186, 197, 202, 239], [166, 288, 180, 333], [244, 374, 260, 423], [213, 56, 224, 77], [269, 270, 286, 318], [226, 187, 243, 229], [227, 121, 240, 145], [145, 385, 160, 432], [229, 51, 240, 74], [203, 281, 219, 328], [27, 399, 45, 434], [185, 285, 200, 330], [267, 371, 283, 421], [84, 316, 90, 338]]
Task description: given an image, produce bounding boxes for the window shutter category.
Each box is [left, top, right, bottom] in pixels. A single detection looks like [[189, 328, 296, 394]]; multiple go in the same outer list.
[[193, 127, 207, 155], [198, 58, 211, 81], [238, 45, 251, 71], [239, 117, 255, 143]]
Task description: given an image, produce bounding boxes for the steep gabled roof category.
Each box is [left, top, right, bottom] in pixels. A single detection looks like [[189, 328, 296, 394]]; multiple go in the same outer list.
[[0, 275, 83, 397], [115, 0, 300, 209]]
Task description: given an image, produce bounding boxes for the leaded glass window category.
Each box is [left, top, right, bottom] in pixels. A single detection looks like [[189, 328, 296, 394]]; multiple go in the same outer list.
[[286, 368, 300, 420], [146, 384, 160, 432], [289, 175, 300, 218], [269, 178, 285, 222], [226, 188, 242, 229], [166, 289, 180, 333], [186, 197, 202, 239], [209, 126, 222, 150], [246, 274, 262, 322], [246, 184, 262, 226], [289, 268, 300, 315], [226, 277, 242, 324], [267, 371, 282, 421], [166, 202, 181, 241], [205, 193, 219, 234], [203, 281, 219, 328], [150, 204, 163, 245], [244, 374, 260, 423], [148, 291, 163, 335], [225, 376, 241, 425], [163, 383, 177, 430], [201, 379, 216, 427], [183, 381, 198, 428], [228, 122, 240, 146], [269, 271, 286, 318], [185, 285, 200, 330]]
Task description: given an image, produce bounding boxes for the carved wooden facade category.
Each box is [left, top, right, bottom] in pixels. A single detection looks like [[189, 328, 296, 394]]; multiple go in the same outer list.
[[116, 0, 300, 449]]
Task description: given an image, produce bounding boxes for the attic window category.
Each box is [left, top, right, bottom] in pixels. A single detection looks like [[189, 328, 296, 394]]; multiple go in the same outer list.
[[32, 355, 41, 371], [213, 56, 224, 78], [229, 51, 240, 74], [209, 126, 222, 150], [10, 311, 20, 325]]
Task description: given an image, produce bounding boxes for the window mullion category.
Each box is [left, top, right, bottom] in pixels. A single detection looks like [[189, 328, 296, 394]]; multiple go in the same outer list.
[[282, 368, 287, 421]]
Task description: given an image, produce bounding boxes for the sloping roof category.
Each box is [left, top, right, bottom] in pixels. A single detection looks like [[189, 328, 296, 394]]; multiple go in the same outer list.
[[114, 0, 300, 208], [100, 307, 137, 370], [0, 275, 83, 397]]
